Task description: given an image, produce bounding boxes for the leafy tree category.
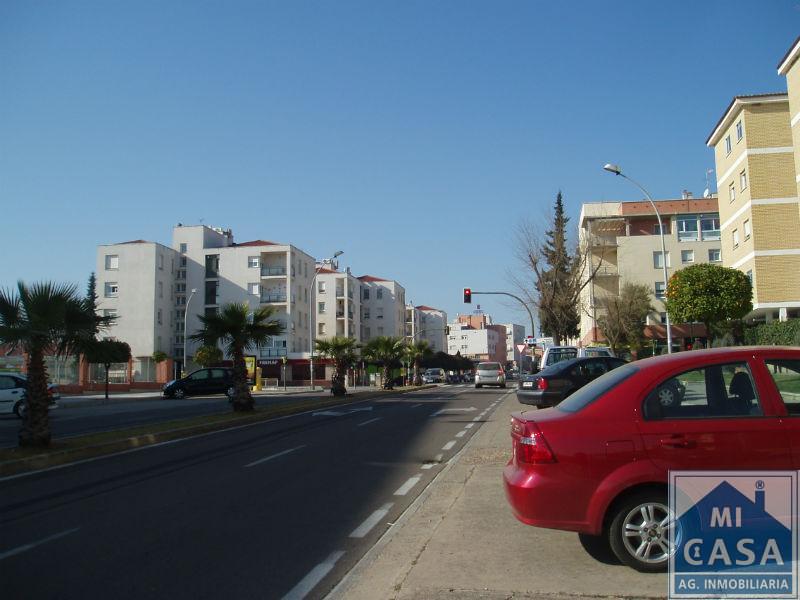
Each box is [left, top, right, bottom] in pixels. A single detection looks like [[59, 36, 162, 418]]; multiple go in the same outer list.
[[190, 303, 284, 411], [151, 351, 168, 363], [362, 336, 405, 389], [84, 339, 132, 399], [0, 281, 109, 447], [596, 297, 626, 357], [314, 336, 359, 396], [666, 264, 752, 343], [194, 345, 223, 368], [404, 340, 432, 385]]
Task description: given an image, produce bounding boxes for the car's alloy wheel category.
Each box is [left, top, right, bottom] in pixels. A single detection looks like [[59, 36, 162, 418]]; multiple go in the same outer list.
[[609, 491, 676, 572], [174, 388, 186, 399], [226, 386, 236, 399], [13, 400, 26, 419], [658, 384, 679, 407]]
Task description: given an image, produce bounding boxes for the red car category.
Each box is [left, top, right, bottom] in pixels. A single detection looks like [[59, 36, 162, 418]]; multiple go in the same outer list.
[[503, 347, 800, 572]]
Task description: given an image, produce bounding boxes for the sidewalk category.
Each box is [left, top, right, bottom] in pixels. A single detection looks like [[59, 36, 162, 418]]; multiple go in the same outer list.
[[329, 390, 666, 600]]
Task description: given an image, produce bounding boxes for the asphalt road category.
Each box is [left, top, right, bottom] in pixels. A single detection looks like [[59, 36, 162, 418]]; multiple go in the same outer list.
[[0, 392, 331, 448], [0, 384, 510, 600]]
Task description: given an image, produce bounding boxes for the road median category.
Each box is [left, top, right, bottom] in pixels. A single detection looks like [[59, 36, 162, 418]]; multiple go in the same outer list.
[[0, 385, 436, 477]]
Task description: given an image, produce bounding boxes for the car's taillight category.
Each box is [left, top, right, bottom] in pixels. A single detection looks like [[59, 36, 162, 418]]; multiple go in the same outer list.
[[511, 416, 555, 464], [537, 378, 548, 391]]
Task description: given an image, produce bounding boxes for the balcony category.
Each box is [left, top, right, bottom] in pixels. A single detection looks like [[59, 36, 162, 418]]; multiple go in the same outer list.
[[591, 236, 618, 248], [258, 347, 288, 357], [336, 289, 345, 298], [260, 293, 288, 303], [336, 310, 345, 318], [261, 266, 287, 277], [594, 264, 619, 278]]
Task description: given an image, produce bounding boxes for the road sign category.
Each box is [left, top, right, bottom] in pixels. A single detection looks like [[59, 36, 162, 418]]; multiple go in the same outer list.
[[516, 344, 527, 354], [525, 336, 536, 348]]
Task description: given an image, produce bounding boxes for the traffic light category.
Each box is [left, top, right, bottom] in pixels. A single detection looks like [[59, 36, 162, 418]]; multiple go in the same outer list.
[[463, 288, 472, 303]]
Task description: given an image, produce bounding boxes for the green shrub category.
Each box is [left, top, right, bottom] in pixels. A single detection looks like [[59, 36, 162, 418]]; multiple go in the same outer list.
[[744, 319, 800, 346]]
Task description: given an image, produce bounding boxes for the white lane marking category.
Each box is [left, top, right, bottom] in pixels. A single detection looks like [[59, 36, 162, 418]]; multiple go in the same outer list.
[[442, 440, 456, 451], [394, 475, 421, 496], [0, 528, 80, 561], [349, 503, 393, 538], [244, 445, 305, 468], [455, 430, 466, 438], [431, 407, 476, 416], [411, 403, 423, 408], [421, 463, 435, 470], [281, 550, 346, 600], [472, 416, 482, 422], [356, 417, 381, 427], [434, 453, 443, 462], [465, 423, 474, 429]]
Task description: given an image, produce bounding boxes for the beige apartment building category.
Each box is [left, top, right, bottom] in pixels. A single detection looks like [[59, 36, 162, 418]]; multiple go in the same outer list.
[[359, 275, 406, 341], [779, 36, 800, 203], [579, 197, 722, 349], [706, 91, 800, 322], [315, 267, 361, 342]]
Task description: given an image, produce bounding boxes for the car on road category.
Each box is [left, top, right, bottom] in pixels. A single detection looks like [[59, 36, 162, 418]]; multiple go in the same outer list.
[[162, 368, 235, 399], [422, 368, 446, 384], [516, 356, 627, 407], [0, 372, 60, 418], [474, 362, 505, 388], [503, 347, 800, 572]]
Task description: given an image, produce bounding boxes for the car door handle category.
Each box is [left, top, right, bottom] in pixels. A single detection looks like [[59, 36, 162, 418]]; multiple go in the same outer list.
[[660, 436, 696, 449]]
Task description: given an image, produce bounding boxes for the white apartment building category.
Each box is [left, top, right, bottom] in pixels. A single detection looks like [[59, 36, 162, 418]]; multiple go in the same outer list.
[[417, 306, 448, 353], [504, 323, 526, 366], [98, 225, 317, 379], [446, 321, 503, 363], [315, 267, 362, 341], [359, 275, 406, 341], [96, 240, 179, 380]]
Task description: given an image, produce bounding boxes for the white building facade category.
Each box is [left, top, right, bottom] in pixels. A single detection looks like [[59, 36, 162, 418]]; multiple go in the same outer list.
[[315, 267, 362, 341], [359, 275, 406, 341], [503, 323, 526, 366], [446, 322, 502, 362]]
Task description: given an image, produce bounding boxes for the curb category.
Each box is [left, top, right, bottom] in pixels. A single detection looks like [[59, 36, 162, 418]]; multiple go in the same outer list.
[[0, 385, 438, 477]]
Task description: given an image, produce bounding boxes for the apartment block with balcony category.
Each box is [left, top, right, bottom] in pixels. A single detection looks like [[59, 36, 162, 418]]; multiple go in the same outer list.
[[579, 197, 722, 348], [504, 323, 526, 367], [706, 91, 800, 322], [359, 275, 406, 342], [95, 240, 180, 380], [315, 267, 361, 341], [417, 306, 448, 353]]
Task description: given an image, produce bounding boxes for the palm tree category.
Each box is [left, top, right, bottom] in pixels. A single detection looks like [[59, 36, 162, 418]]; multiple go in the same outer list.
[[405, 340, 432, 386], [0, 281, 106, 447], [190, 303, 284, 412], [314, 336, 358, 396], [362, 336, 405, 390]]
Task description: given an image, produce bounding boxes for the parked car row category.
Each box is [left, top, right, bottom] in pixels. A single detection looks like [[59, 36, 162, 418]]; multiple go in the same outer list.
[[503, 346, 800, 572]]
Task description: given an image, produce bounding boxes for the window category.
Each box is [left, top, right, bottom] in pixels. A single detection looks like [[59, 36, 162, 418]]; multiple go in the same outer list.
[[708, 248, 721, 262], [180, 256, 187, 267], [204, 280, 218, 305], [642, 362, 762, 420], [318, 322, 326, 335], [176, 296, 187, 306], [205, 307, 218, 316], [654, 282, 666, 299], [681, 249, 694, 263], [653, 223, 664, 235], [677, 215, 699, 241], [764, 360, 800, 414], [740, 170, 747, 190], [700, 215, 721, 241], [105, 255, 119, 270], [363, 288, 370, 300], [363, 308, 370, 319], [248, 256, 260, 268], [653, 251, 671, 269], [365, 327, 371, 338], [176, 269, 186, 280], [104, 282, 118, 297], [725, 135, 732, 154], [318, 281, 326, 293], [0, 376, 18, 390], [376, 307, 384, 319], [318, 301, 326, 313], [248, 283, 260, 295], [733, 229, 740, 248], [377, 288, 383, 300], [205, 255, 220, 278], [189, 369, 209, 381], [377, 326, 384, 335], [157, 309, 163, 325], [158, 281, 163, 298], [158, 254, 164, 270], [103, 309, 117, 318], [744, 219, 751, 240], [660, 312, 667, 324], [176, 283, 186, 293], [729, 182, 736, 203], [179, 243, 187, 253], [176, 309, 185, 321], [746, 270, 753, 283], [735, 120, 743, 141]]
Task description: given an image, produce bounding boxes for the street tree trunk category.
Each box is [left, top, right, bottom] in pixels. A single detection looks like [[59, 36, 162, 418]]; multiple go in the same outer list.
[[231, 346, 254, 412], [413, 357, 421, 386], [331, 360, 347, 396], [382, 364, 393, 390], [19, 346, 52, 447], [104, 363, 110, 400]]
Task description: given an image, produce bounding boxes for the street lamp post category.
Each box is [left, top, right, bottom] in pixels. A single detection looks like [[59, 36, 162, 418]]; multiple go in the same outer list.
[[603, 163, 673, 354], [309, 250, 344, 391], [183, 288, 197, 376]]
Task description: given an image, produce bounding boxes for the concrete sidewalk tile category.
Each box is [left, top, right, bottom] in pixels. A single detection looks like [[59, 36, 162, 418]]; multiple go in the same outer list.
[[331, 391, 667, 600]]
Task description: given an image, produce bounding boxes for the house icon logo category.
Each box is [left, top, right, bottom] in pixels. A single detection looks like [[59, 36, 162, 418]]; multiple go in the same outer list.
[[669, 471, 798, 600]]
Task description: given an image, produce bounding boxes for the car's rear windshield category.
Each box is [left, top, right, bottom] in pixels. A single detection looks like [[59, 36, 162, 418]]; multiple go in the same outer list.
[[583, 348, 610, 357], [544, 349, 577, 366], [538, 359, 579, 376], [557, 364, 639, 413], [477, 362, 500, 370]]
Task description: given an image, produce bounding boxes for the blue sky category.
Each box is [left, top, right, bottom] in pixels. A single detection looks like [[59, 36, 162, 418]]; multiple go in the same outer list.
[[1, 1, 798, 332]]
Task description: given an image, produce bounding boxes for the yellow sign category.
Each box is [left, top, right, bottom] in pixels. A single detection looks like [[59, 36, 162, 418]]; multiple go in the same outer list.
[[245, 356, 256, 384]]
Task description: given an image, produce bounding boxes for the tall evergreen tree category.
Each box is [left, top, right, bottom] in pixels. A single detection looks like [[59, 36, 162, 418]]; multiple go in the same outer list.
[[86, 272, 99, 335]]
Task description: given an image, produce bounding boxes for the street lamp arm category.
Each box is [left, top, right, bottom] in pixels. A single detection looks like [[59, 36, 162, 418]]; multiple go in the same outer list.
[[469, 291, 536, 340]]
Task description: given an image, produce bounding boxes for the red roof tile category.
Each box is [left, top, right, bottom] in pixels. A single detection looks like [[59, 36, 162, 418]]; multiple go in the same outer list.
[[358, 275, 390, 282], [316, 267, 338, 274], [416, 305, 442, 312]]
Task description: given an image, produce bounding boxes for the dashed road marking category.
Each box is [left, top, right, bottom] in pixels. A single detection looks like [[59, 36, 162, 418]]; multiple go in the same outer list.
[[421, 463, 435, 470], [281, 550, 346, 600], [455, 430, 466, 438], [0, 528, 80, 561], [442, 440, 456, 451], [350, 503, 394, 538], [356, 417, 381, 427], [394, 475, 421, 496], [465, 423, 474, 429], [244, 445, 305, 468]]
